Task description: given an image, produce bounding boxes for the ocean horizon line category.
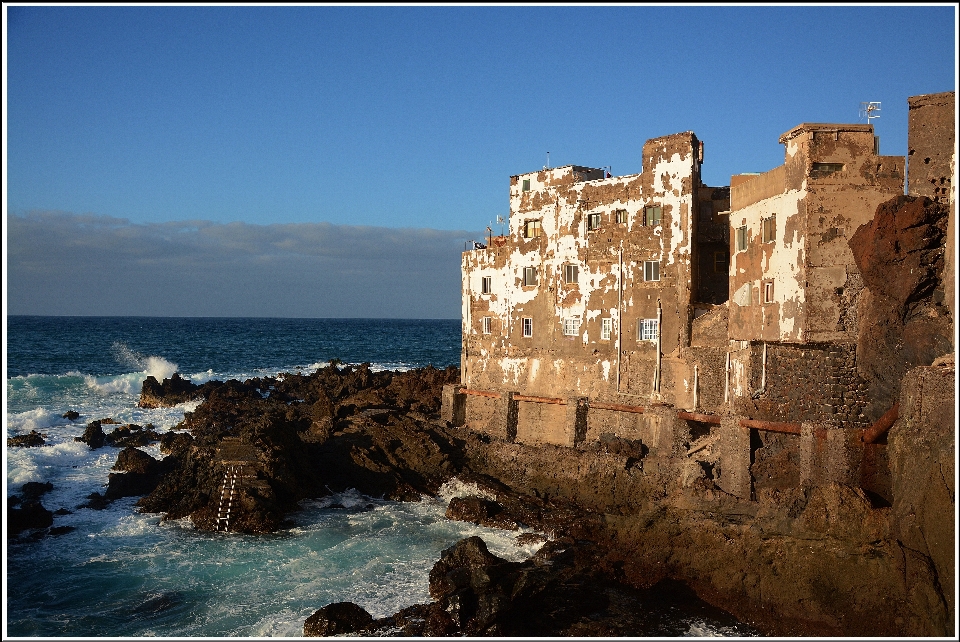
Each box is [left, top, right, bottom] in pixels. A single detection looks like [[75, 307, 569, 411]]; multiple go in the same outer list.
[[6, 314, 461, 322]]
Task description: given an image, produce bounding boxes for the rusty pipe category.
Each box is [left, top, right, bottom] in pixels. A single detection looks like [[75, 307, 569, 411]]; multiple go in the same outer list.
[[739, 418, 802, 435], [513, 394, 565, 405], [862, 402, 899, 444], [462, 388, 502, 399], [590, 401, 645, 414]]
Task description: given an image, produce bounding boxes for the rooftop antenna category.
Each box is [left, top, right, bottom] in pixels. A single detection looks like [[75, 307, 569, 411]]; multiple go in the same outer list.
[[858, 101, 881, 124], [496, 215, 505, 236], [545, 151, 550, 170]]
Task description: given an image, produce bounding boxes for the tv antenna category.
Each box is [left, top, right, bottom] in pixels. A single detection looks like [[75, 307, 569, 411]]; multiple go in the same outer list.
[[496, 215, 505, 236], [545, 151, 550, 170], [859, 101, 881, 124]]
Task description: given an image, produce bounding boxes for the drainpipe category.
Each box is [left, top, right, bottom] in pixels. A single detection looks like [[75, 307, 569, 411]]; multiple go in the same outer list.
[[692, 364, 699, 411], [616, 244, 623, 394], [653, 298, 662, 393]]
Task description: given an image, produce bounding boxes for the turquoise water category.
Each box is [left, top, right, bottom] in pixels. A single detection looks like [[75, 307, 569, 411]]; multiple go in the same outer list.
[[6, 316, 753, 637]]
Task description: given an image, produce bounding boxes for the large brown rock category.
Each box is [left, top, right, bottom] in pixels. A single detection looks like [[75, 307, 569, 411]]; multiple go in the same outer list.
[[303, 602, 373, 636], [849, 194, 952, 420]]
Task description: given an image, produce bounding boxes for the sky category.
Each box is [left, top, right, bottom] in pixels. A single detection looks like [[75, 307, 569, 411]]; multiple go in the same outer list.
[[4, 4, 957, 318]]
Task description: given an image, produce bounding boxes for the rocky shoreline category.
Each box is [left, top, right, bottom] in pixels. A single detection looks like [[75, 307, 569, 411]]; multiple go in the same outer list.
[[8, 349, 950, 636]]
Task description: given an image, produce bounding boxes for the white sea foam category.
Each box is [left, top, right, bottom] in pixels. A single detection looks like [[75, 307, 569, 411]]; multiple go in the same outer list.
[[6, 407, 63, 434], [112, 341, 179, 381], [436, 476, 497, 502]]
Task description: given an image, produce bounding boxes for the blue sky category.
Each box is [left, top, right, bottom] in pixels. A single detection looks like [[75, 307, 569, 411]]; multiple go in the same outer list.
[[4, 4, 957, 317]]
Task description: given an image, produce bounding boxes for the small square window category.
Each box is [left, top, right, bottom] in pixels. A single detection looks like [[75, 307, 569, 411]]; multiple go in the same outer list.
[[713, 251, 728, 274], [601, 318, 613, 341], [736, 226, 748, 252], [762, 216, 776, 244], [644, 260, 660, 282], [522, 317, 533, 337], [764, 281, 775, 304], [482, 317, 492, 334], [587, 213, 602, 231], [643, 206, 662, 227], [522, 178, 531, 191], [563, 263, 578, 284], [638, 318, 659, 342], [523, 220, 542, 238], [523, 266, 538, 287], [481, 276, 492, 294], [562, 316, 581, 336], [615, 209, 628, 224]]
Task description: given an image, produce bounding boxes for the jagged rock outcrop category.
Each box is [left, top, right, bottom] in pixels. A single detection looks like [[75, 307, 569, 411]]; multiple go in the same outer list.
[[8, 430, 46, 447], [74, 420, 106, 450], [137, 372, 219, 408], [303, 602, 375, 637], [7, 482, 55, 536], [849, 194, 952, 420]]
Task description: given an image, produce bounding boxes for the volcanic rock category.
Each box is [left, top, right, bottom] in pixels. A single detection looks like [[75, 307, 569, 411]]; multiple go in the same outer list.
[[138, 372, 216, 409], [303, 602, 374, 637], [106, 423, 162, 448], [445, 496, 518, 530], [74, 420, 106, 450], [62, 410, 80, 421], [8, 430, 46, 447], [8, 495, 54, 535]]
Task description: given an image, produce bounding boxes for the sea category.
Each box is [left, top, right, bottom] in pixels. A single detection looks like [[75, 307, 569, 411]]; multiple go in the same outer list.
[[5, 316, 757, 638]]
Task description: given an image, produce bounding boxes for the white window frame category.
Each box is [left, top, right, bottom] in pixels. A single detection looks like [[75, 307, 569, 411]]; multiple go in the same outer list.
[[764, 280, 775, 304], [638, 318, 659, 343], [563, 263, 578, 284], [562, 316, 581, 336], [482, 317, 492, 334], [523, 266, 538, 287], [481, 276, 492, 294], [601, 318, 613, 341], [522, 317, 533, 337], [736, 225, 748, 252], [615, 209, 628, 224], [587, 213, 602, 231], [523, 220, 541, 238], [644, 260, 660, 282]]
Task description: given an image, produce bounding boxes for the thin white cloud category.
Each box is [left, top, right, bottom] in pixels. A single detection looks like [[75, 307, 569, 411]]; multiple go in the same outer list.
[[6, 210, 476, 318]]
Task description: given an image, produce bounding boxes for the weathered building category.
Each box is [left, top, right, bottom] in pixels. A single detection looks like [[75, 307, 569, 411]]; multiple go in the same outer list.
[[443, 92, 954, 506], [449, 131, 730, 447]]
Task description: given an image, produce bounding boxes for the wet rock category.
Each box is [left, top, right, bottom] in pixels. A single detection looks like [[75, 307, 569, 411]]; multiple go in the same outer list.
[[303, 601, 374, 637], [21, 481, 54, 501], [8, 430, 46, 447], [159, 430, 193, 455], [106, 424, 162, 448], [446, 495, 518, 530], [138, 372, 215, 409], [80, 492, 111, 510], [74, 421, 106, 450], [106, 447, 168, 499], [62, 410, 80, 421], [48, 526, 75, 537], [8, 496, 54, 535]]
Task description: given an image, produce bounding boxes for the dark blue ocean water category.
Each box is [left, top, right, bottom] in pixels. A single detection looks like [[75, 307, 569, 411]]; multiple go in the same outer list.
[[6, 316, 755, 638]]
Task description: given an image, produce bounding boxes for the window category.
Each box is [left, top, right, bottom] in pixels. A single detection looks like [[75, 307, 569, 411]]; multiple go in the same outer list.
[[522, 178, 531, 191], [811, 163, 844, 173], [736, 225, 748, 252], [523, 220, 542, 238], [601, 318, 613, 341], [615, 209, 628, 224], [699, 202, 713, 223], [562, 316, 581, 336], [522, 317, 533, 337], [764, 281, 775, 304], [639, 318, 659, 342], [713, 251, 729, 274], [481, 276, 492, 294], [587, 213, 602, 231], [644, 260, 660, 282], [643, 206, 662, 227], [563, 263, 578, 284], [482, 317, 492, 334], [523, 266, 538, 286], [762, 215, 776, 244]]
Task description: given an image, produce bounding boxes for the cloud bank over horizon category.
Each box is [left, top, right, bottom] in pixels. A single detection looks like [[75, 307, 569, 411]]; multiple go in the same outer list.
[[6, 211, 476, 318]]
